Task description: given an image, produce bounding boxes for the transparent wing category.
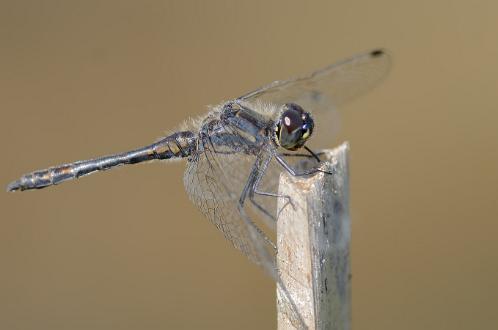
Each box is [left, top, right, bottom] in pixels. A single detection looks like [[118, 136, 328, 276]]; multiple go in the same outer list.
[[238, 49, 391, 114], [184, 141, 278, 275]]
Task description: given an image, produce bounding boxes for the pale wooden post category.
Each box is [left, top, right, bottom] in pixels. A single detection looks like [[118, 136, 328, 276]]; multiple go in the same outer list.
[[276, 143, 351, 330]]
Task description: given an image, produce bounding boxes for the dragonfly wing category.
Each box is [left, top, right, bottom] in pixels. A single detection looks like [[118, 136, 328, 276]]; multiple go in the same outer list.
[[184, 141, 278, 275], [238, 49, 391, 114]]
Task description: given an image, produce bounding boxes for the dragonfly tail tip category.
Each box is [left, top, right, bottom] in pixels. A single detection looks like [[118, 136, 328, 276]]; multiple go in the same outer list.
[[6, 180, 21, 192]]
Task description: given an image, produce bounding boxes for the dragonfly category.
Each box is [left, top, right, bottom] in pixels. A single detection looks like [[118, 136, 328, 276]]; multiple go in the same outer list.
[[7, 49, 390, 276]]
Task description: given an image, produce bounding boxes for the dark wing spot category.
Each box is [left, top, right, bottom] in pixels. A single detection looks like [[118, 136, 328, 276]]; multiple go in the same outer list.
[[370, 49, 384, 57]]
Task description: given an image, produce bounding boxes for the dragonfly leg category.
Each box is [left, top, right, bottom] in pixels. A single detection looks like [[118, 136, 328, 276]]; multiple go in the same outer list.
[[251, 172, 295, 216], [304, 146, 322, 162], [237, 158, 277, 249], [246, 155, 295, 226], [275, 153, 335, 176], [249, 194, 277, 223], [280, 147, 327, 163], [250, 190, 295, 226]]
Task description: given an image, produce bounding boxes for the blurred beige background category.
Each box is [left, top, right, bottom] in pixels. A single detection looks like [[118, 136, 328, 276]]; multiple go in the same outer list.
[[1, 1, 497, 329]]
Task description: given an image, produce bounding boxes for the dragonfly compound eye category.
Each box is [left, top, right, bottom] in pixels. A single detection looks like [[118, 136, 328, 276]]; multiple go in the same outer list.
[[275, 103, 314, 150]]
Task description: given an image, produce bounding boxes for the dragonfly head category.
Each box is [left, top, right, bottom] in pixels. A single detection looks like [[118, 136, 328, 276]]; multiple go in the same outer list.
[[274, 103, 314, 151]]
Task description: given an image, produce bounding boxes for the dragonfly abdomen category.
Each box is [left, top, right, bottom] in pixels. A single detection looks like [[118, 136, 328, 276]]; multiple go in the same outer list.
[[7, 131, 197, 192]]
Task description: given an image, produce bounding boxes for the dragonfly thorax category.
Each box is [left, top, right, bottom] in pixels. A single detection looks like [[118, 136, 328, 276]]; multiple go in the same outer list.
[[273, 103, 314, 151]]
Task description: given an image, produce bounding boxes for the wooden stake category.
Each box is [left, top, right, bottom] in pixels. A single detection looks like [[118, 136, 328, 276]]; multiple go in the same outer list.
[[277, 143, 351, 330]]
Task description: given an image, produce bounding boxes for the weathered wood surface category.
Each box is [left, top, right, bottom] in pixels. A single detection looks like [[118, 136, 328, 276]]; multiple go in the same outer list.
[[277, 143, 351, 330]]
